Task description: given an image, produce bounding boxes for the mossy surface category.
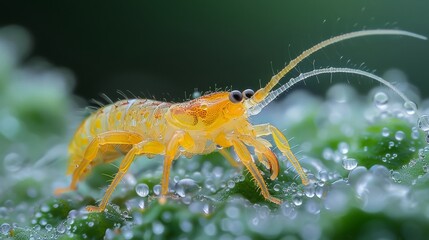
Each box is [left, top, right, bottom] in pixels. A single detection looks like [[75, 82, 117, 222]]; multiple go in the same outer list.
[[1, 27, 429, 240]]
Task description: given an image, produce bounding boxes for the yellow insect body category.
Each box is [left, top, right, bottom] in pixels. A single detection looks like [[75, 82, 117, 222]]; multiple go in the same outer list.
[[55, 29, 426, 212]]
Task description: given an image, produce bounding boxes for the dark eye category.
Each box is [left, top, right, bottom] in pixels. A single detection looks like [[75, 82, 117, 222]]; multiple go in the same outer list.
[[242, 89, 254, 99], [229, 90, 243, 103]]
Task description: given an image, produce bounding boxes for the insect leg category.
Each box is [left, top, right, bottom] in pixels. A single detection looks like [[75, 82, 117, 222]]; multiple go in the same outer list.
[[54, 131, 143, 195], [218, 148, 240, 168], [86, 141, 164, 212], [215, 132, 241, 168], [231, 138, 282, 205], [161, 131, 194, 200], [239, 135, 279, 180], [254, 124, 309, 185]]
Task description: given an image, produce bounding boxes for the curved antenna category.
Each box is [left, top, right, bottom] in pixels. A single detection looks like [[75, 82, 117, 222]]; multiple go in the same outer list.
[[247, 67, 417, 115], [249, 29, 427, 107]]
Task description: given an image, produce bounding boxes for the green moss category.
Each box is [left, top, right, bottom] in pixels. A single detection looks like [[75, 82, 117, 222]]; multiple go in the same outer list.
[[69, 205, 127, 239], [349, 118, 424, 170], [325, 208, 429, 240]]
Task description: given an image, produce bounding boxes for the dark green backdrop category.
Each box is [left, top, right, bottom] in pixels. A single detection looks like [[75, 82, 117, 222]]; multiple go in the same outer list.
[[1, 1, 428, 101]]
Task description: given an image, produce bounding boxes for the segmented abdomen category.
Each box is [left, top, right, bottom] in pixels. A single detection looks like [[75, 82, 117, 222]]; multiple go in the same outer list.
[[67, 99, 172, 174]]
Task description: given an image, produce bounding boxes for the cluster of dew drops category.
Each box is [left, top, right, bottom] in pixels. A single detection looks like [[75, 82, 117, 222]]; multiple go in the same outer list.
[[374, 91, 429, 143], [4, 90, 429, 239], [372, 91, 429, 175]]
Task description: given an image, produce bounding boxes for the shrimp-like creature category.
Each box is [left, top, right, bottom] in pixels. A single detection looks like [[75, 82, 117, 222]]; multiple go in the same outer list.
[[55, 29, 426, 212]]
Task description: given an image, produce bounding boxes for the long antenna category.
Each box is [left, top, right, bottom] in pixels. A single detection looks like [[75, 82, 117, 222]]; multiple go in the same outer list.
[[248, 29, 427, 107], [247, 67, 417, 115]]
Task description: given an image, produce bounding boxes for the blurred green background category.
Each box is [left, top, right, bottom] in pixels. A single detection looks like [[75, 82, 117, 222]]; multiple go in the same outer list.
[[1, 0, 429, 101]]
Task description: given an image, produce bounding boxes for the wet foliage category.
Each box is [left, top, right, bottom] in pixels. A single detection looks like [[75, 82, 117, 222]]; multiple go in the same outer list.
[[2, 26, 429, 239]]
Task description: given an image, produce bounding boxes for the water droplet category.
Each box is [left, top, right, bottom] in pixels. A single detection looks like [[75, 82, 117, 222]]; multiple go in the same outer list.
[[153, 185, 161, 196], [227, 180, 235, 189], [41, 204, 50, 213], [152, 221, 165, 235], [338, 142, 349, 154], [56, 222, 66, 234], [135, 183, 149, 197], [192, 90, 201, 99], [173, 176, 180, 183], [305, 200, 321, 215], [105, 229, 115, 240], [342, 158, 358, 170], [370, 165, 390, 179], [201, 104, 208, 110], [204, 179, 216, 192], [281, 204, 297, 219], [418, 115, 429, 132], [33, 224, 41, 231], [203, 203, 212, 214], [273, 184, 281, 192], [304, 184, 315, 198], [180, 220, 193, 233], [381, 127, 390, 137], [40, 218, 47, 226], [292, 195, 303, 206], [1, 223, 11, 235], [395, 131, 405, 141], [251, 217, 259, 226], [175, 178, 200, 197], [213, 167, 223, 178], [162, 212, 172, 222], [122, 226, 134, 239], [315, 186, 324, 198], [348, 166, 368, 185], [88, 221, 94, 227], [391, 171, 401, 182], [411, 127, 420, 139], [403, 101, 417, 115], [324, 190, 348, 213], [374, 92, 388, 109], [204, 223, 217, 236], [226, 206, 240, 218], [45, 224, 52, 232], [318, 170, 329, 182], [322, 148, 334, 160], [426, 134, 429, 144]]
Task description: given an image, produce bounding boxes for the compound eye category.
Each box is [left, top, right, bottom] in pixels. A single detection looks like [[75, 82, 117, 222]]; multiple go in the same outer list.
[[242, 89, 254, 99], [229, 90, 243, 103]]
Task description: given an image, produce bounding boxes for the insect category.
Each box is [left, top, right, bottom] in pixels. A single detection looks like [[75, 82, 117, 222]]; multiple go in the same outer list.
[[55, 29, 426, 212]]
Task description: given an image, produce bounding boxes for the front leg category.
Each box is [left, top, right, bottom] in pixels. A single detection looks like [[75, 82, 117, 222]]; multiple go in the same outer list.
[[254, 123, 309, 185], [216, 132, 281, 204], [238, 135, 279, 180], [231, 138, 282, 204], [160, 131, 194, 200]]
